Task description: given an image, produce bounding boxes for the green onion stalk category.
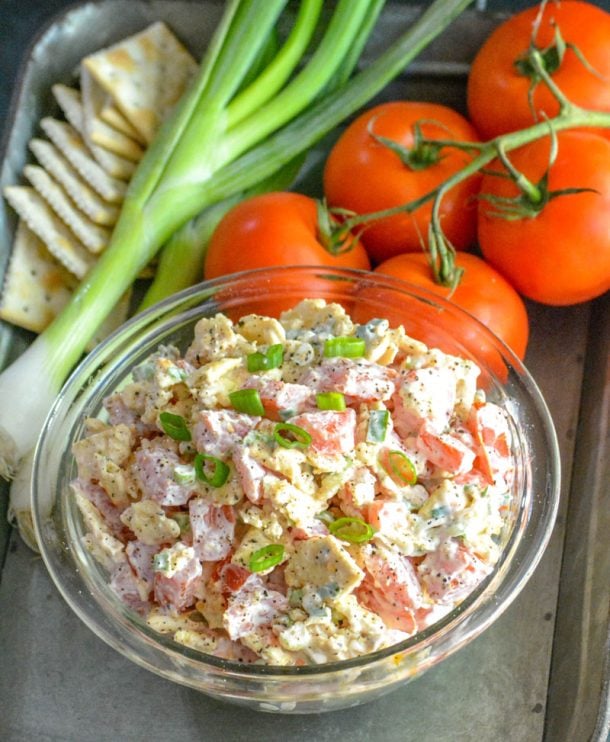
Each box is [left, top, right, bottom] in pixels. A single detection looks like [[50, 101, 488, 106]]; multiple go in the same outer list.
[[0, 0, 473, 547]]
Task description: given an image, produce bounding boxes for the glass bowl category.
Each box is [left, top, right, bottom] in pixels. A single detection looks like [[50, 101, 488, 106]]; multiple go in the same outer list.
[[32, 266, 560, 714]]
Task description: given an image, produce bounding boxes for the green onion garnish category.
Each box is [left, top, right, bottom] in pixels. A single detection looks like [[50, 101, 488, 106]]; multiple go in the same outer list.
[[316, 392, 346, 411], [366, 409, 389, 443], [323, 336, 366, 358], [159, 411, 192, 442], [329, 516, 374, 543], [384, 449, 417, 485], [247, 343, 284, 372], [169, 512, 191, 533], [167, 365, 187, 382], [172, 464, 196, 485], [229, 388, 265, 416], [315, 510, 335, 525], [273, 422, 312, 449], [194, 453, 230, 488], [248, 544, 285, 573], [153, 551, 170, 573]]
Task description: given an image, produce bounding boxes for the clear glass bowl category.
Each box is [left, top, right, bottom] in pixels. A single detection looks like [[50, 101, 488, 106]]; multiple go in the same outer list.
[[32, 266, 560, 714]]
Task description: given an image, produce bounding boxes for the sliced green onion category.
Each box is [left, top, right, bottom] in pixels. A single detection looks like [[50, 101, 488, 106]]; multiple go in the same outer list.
[[159, 412, 192, 442], [153, 551, 170, 573], [384, 449, 418, 485], [329, 516, 375, 543], [167, 365, 188, 382], [316, 392, 346, 411], [172, 464, 196, 485], [323, 337, 366, 358], [194, 453, 230, 488], [229, 388, 265, 416], [247, 343, 284, 372], [249, 543, 285, 572], [367, 409, 389, 443], [169, 512, 191, 533], [273, 422, 312, 449]]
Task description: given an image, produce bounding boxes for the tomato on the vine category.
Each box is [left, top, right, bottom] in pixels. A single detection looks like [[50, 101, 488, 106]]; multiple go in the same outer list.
[[205, 192, 369, 277], [478, 130, 610, 306], [372, 252, 529, 362], [467, 1, 610, 139], [323, 101, 482, 265], [204, 191, 370, 316]]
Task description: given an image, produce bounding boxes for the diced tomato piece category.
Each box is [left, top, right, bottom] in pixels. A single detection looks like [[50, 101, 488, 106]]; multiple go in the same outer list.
[[418, 539, 490, 605], [467, 403, 513, 485], [219, 562, 251, 595], [243, 376, 314, 420], [153, 546, 202, 612], [366, 500, 410, 531], [356, 547, 426, 632], [73, 479, 128, 537], [356, 573, 417, 634], [393, 366, 456, 437], [189, 498, 236, 562], [290, 408, 356, 454], [126, 540, 158, 594], [416, 422, 475, 475], [299, 358, 396, 403], [232, 445, 266, 503], [132, 438, 195, 507], [223, 576, 288, 640]]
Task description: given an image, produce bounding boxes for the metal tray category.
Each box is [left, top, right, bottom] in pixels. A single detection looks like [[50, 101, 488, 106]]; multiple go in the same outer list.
[[0, 3, 609, 740]]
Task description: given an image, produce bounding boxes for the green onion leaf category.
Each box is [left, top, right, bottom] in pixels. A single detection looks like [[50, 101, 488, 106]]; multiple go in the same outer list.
[[167, 365, 188, 382], [153, 551, 170, 573], [329, 516, 374, 543], [249, 543, 285, 572], [169, 512, 191, 533], [323, 336, 366, 358], [229, 388, 265, 416], [247, 343, 284, 372], [366, 409, 389, 443], [384, 449, 417, 485], [194, 453, 230, 488], [273, 422, 312, 449], [172, 464, 196, 485], [316, 392, 346, 411], [159, 412, 192, 441]]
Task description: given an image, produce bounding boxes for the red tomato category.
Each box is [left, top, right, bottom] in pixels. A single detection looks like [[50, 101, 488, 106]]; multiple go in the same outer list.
[[371, 252, 529, 367], [478, 130, 610, 306], [323, 101, 482, 264], [205, 191, 369, 278], [204, 192, 369, 316], [467, 1, 610, 139]]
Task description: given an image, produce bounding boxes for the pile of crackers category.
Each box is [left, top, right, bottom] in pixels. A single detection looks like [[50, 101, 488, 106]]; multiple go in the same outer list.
[[1, 21, 197, 337]]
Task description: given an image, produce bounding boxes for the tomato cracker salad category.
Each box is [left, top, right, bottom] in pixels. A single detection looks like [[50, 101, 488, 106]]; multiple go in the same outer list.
[[71, 299, 515, 666]]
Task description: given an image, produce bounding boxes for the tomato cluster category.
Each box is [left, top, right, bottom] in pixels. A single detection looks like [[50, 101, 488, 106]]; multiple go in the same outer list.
[[204, 1, 610, 362]]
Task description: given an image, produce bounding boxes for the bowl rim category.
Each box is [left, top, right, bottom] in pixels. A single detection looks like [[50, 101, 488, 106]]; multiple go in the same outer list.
[[32, 265, 561, 680]]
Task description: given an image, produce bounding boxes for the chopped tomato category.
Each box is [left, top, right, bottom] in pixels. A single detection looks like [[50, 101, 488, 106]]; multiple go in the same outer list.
[[289, 408, 356, 454]]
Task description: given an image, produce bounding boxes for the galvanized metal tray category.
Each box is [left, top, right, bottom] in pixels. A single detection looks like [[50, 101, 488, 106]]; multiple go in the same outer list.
[[0, 2, 609, 740]]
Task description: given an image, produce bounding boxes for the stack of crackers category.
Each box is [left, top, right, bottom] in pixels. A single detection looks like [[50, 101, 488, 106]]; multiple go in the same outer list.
[[1, 21, 197, 338]]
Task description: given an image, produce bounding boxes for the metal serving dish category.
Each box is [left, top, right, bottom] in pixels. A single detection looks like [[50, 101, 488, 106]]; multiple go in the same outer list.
[[0, 2, 609, 739]]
